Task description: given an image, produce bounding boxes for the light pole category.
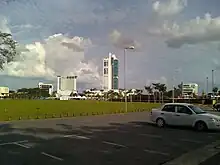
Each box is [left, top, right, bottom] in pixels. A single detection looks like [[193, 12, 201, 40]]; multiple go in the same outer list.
[[212, 69, 214, 92], [124, 46, 135, 113], [206, 76, 209, 95]]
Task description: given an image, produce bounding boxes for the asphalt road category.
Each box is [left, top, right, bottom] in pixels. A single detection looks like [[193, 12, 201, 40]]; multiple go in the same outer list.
[[0, 111, 220, 165]]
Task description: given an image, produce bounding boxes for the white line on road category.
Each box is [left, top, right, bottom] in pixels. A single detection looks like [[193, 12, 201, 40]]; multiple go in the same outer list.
[[163, 139, 220, 165], [179, 139, 203, 144], [144, 149, 170, 156], [63, 134, 90, 139], [102, 141, 127, 148], [118, 130, 128, 133], [208, 132, 219, 135], [133, 125, 142, 127], [13, 142, 30, 149], [41, 152, 63, 161], [139, 133, 162, 139], [0, 140, 28, 146]]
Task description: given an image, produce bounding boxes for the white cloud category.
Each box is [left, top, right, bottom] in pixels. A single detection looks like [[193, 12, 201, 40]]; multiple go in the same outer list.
[[0, 18, 101, 87], [109, 30, 141, 49], [152, 0, 187, 16], [149, 13, 220, 48], [0, 15, 11, 34]]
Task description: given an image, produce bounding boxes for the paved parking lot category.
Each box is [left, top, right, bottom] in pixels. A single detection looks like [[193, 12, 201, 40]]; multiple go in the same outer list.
[[0, 112, 220, 165]]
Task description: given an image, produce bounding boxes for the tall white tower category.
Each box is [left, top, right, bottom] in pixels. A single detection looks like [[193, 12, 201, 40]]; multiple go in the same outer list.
[[57, 76, 61, 92], [103, 53, 119, 91]]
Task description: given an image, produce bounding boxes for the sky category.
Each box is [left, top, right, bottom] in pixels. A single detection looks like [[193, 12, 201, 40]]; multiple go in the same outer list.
[[0, 0, 220, 92]]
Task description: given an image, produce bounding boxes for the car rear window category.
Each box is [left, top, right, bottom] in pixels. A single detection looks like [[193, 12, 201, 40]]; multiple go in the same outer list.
[[162, 105, 175, 112]]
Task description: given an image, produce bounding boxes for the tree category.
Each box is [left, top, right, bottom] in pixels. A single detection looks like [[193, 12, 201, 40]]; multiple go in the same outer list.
[[0, 31, 18, 69], [136, 89, 143, 102], [152, 83, 167, 102], [107, 90, 115, 101], [144, 85, 153, 94], [144, 85, 153, 102], [212, 87, 218, 94]]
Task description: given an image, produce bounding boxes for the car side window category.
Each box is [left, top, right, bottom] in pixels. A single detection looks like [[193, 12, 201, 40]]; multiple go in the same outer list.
[[176, 105, 192, 114], [162, 105, 175, 112]]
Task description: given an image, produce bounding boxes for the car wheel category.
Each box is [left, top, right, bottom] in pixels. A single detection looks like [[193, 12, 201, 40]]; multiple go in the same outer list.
[[156, 118, 165, 128], [194, 121, 207, 131]]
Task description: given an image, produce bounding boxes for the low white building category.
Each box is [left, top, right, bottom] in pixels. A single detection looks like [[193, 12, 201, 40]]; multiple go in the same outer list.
[[0, 87, 9, 98], [182, 83, 199, 97], [38, 82, 53, 96]]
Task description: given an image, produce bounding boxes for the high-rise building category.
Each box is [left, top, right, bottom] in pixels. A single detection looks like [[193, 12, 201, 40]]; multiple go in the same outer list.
[[103, 53, 119, 91]]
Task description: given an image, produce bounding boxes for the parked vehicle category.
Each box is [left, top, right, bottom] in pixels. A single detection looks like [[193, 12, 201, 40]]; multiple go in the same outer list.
[[150, 103, 220, 131], [213, 103, 220, 112]]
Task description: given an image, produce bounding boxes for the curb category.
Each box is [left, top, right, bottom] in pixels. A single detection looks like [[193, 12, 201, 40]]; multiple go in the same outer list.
[[3, 109, 151, 122]]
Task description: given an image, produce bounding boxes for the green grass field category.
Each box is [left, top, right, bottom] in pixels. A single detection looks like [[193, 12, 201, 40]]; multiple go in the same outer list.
[[0, 100, 161, 121]]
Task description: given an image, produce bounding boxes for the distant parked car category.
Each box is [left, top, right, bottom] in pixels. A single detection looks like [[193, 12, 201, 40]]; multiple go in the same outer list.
[[150, 103, 220, 131], [213, 103, 220, 112]]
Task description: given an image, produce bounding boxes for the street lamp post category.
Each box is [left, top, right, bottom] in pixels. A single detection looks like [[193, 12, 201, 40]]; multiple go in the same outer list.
[[206, 76, 209, 95], [212, 69, 214, 92], [172, 85, 175, 103], [124, 46, 134, 113]]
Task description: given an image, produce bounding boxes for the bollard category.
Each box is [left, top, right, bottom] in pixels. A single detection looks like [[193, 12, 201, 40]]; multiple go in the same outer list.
[[36, 116, 39, 119], [52, 114, 55, 118], [60, 114, 62, 118], [19, 117, 21, 120], [8, 117, 11, 121]]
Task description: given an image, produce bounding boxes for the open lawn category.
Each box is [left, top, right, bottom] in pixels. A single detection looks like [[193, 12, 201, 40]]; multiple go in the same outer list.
[[0, 100, 161, 121]]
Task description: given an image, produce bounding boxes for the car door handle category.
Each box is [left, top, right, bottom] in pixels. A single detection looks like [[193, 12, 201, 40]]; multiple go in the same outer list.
[[161, 113, 164, 115]]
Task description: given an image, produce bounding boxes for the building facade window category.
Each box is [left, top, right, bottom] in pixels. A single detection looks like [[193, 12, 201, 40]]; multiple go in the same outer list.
[[104, 68, 108, 74], [112, 60, 118, 77], [104, 61, 108, 67], [113, 78, 118, 89]]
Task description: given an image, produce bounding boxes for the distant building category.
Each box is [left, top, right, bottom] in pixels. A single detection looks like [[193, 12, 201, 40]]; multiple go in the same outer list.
[[56, 76, 77, 100], [0, 87, 9, 98], [38, 82, 53, 95], [182, 83, 199, 97], [103, 53, 119, 91]]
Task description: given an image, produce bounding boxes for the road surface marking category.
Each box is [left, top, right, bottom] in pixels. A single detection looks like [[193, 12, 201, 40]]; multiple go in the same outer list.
[[82, 130, 93, 134], [144, 149, 170, 156], [118, 130, 128, 133], [133, 125, 142, 127], [0, 140, 28, 146], [102, 141, 127, 148], [139, 133, 162, 139], [179, 139, 203, 144], [13, 142, 30, 149], [163, 139, 220, 165], [63, 134, 90, 139], [41, 152, 63, 161], [208, 132, 219, 135]]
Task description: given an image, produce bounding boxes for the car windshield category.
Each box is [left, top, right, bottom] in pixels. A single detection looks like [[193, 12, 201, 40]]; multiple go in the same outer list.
[[188, 105, 206, 114]]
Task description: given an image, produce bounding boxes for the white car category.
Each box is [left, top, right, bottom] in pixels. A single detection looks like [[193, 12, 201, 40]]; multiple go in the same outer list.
[[150, 103, 220, 131]]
